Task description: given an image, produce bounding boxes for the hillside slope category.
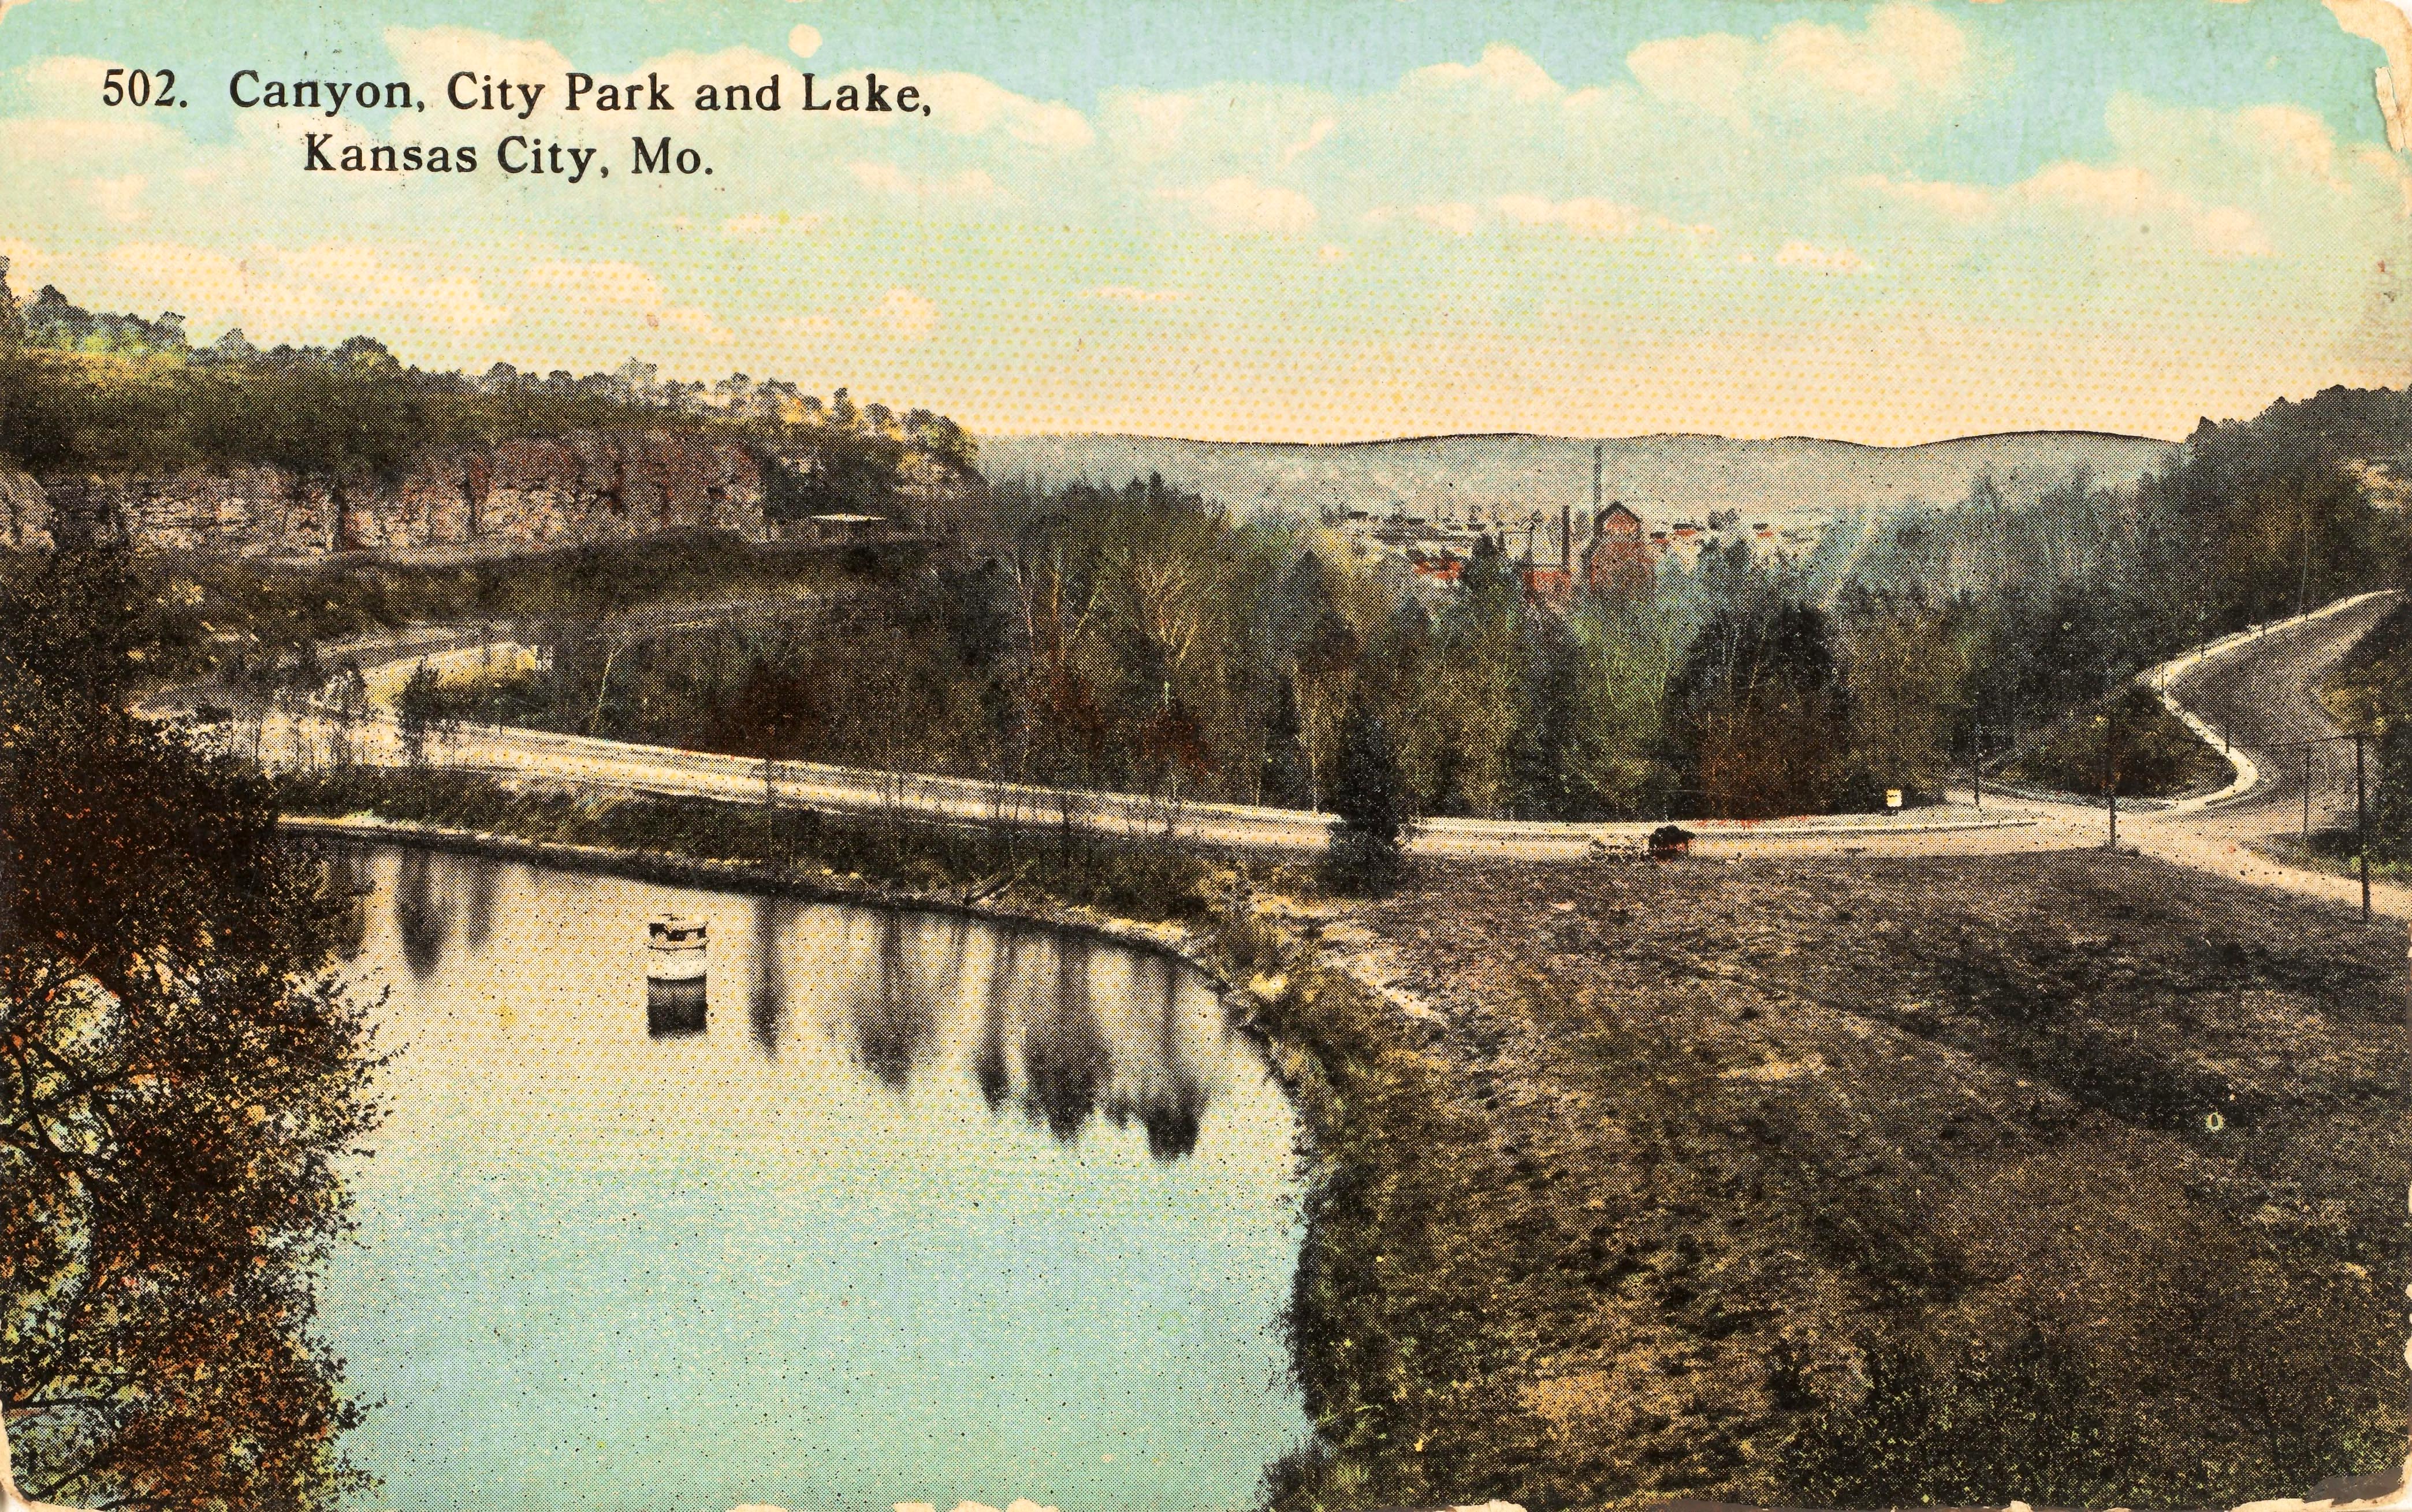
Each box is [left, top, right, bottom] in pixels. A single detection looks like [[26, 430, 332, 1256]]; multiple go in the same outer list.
[[980, 430, 2176, 523]]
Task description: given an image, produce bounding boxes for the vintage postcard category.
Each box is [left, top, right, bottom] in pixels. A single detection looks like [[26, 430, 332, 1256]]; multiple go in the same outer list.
[[2, 2, 2410, 1511]]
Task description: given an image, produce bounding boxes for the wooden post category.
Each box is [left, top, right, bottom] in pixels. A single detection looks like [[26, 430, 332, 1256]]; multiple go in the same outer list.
[[2357, 731, 2372, 919]]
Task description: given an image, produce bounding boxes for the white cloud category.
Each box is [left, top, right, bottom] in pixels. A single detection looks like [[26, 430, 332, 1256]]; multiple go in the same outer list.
[[1106, 90, 1196, 162], [1628, 2, 1971, 125], [1773, 239, 1868, 273], [1281, 117, 1335, 166], [82, 172, 144, 224], [524, 258, 731, 341], [1627, 35, 1753, 125], [1161, 176, 1317, 234], [1858, 174, 1995, 220], [2238, 104, 2345, 188], [1410, 201, 1483, 235], [719, 211, 821, 239], [382, 25, 574, 91], [916, 72, 1093, 150], [1861, 154, 2278, 260], [788, 25, 821, 60], [2018, 161, 2274, 257], [1367, 193, 1710, 242], [1495, 193, 1646, 238], [1408, 43, 1563, 102], [0, 114, 178, 165]]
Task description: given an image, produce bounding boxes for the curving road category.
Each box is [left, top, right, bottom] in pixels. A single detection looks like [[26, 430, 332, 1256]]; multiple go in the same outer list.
[[2158, 592, 2399, 831], [198, 587, 2407, 916]]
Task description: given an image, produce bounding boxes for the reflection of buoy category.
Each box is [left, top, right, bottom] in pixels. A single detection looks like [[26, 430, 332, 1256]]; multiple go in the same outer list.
[[646, 978, 707, 1037], [646, 915, 708, 982]]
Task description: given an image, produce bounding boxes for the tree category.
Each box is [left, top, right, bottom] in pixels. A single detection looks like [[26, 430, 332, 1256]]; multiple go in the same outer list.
[[1, 545, 383, 1510], [1260, 676, 1312, 809], [1666, 598, 1848, 820], [323, 660, 371, 770], [0, 255, 23, 352], [1320, 694, 1410, 895], [393, 661, 446, 765], [1844, 610, 1966, 806]]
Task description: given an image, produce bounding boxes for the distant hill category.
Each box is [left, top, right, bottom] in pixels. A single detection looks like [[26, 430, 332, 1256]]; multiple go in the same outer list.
[[978, 430, 2177, 526]]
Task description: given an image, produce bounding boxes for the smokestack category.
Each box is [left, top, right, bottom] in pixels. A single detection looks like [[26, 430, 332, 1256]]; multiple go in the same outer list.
[[1561, 503, 1572, 571], [1593, 441, 1603, 515]]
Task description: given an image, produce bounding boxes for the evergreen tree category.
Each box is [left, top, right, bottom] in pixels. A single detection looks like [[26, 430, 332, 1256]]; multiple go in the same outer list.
[[1260, 676, 1312, 809], [1507, 616, 1598, 820], [1320, 693, 1409, 895]]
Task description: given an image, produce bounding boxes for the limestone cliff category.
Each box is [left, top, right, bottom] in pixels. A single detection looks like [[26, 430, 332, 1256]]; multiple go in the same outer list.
[[13, 430, 962, 559]]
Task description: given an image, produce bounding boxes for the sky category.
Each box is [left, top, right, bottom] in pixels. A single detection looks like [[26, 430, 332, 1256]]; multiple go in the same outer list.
[[0, 0, 2406, 444]]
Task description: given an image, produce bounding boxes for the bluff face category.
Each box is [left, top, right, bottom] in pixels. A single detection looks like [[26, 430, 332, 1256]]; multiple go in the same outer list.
[[2, 430, 951, 558]]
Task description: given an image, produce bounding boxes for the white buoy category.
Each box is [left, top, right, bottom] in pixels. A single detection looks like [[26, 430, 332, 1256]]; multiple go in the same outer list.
[[645, 915, 708, 983]]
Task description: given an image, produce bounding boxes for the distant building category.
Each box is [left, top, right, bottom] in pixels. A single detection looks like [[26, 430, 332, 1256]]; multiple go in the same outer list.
[[1579, 502, 1654, 602], [1521, 497, 1654, 610]]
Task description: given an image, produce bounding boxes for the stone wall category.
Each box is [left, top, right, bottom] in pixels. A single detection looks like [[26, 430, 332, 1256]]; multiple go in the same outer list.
[[14, 430, 864, 560]]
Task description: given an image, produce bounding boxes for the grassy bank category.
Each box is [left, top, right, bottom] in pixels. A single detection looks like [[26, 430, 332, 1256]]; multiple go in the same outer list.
[[278, 765, 1236, 926], [1998, 683, 2229, 800], [1263, 852, 2409, 1512]]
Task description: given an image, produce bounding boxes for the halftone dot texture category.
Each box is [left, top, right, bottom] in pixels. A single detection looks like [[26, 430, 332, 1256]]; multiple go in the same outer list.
[[0, 0, 2403, 445], [325, 847, 1306, 1512]]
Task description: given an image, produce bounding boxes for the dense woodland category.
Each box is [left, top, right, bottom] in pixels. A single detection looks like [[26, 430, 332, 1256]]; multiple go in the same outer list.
[[0, 545, 382, 1509], [0, 267, 974, 520], [415, 396, 2412, 837], [5, 269, 2404, 835]]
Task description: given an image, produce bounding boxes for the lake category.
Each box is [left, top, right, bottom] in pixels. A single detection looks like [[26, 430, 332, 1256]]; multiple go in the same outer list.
[[319, 846, 1308, 1512]]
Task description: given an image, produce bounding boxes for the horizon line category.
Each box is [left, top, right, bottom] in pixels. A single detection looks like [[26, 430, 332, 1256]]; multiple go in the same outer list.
[[973, 424, 2186, 451]]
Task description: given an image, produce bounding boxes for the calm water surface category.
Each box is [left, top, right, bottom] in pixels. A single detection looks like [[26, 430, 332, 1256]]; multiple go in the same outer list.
[[321, 847, 1306, 1512]]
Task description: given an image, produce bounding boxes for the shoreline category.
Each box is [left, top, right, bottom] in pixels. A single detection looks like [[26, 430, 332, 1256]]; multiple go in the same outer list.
[[283, 810, 1280, 1001]]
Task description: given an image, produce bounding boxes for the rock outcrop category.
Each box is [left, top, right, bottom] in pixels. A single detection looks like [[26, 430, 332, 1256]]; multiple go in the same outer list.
[[14, 430, 959, 559]]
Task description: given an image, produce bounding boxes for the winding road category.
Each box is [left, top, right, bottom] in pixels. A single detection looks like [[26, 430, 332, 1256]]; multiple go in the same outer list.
[[217, 588, 2407, 920]]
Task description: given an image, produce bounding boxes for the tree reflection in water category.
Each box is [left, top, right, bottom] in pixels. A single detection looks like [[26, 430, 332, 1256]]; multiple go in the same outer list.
[[762, 905, 1230, 1163], [392, 848, 451, 981], [749, 895, 787, 1057], [1101, 953, 1207, 1162], [459, 856, 501, 951], [323, 845, 372, 962], [1020, 934, 1114, 1143], [843, 910, 935, 1090], [982, 931, 1212, 1161]]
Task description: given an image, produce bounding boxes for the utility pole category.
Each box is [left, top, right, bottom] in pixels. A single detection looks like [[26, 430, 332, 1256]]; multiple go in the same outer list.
[[2356, 731, 2372, 920], [2104, 701, 2119, 852], [1972, 723, 1983, 810], [2302, 747, 2313, 851]]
